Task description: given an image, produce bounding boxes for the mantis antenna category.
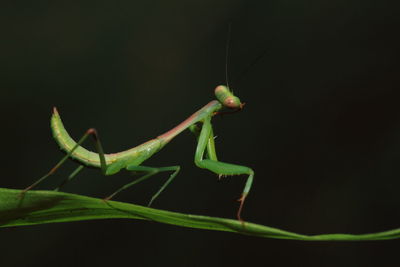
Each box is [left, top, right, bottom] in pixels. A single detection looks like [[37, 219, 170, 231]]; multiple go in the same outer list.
[[225, 23, 232, 91]]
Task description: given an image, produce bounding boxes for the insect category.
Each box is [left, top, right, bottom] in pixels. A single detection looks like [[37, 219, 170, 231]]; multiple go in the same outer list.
[[23, 85, 254, 221]]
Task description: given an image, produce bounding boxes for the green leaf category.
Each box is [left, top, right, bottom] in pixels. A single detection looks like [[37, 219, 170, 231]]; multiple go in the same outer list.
[[0, 188, 398, 241]]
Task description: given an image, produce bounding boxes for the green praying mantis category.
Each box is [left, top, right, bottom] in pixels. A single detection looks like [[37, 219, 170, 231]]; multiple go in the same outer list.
[[23, 85, 254, 221]]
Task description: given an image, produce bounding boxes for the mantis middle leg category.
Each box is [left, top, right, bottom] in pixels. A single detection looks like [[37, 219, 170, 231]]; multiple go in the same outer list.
[[105, 165, 180, 206]]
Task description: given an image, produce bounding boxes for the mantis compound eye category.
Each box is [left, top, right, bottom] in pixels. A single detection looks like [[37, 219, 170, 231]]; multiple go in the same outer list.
[[223, 96, 241, 109]]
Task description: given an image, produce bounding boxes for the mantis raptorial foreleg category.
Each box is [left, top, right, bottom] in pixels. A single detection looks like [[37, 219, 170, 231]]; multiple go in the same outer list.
[[104, 165, 180, 206], [194, 117, 254, 221], [189, 123, 218, 161], [22, 128, 106, 194]]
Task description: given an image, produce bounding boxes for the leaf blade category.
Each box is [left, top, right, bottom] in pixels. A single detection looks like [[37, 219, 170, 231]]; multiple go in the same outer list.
[[0, 188, 398, 241]]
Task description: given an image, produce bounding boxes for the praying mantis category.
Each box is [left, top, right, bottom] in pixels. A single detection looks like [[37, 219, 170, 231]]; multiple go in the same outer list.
[[23, 85, 254, 221]]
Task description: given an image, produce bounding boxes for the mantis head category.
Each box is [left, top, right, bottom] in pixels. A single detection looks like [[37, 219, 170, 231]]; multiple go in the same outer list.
[[214, 85, 244, 109]]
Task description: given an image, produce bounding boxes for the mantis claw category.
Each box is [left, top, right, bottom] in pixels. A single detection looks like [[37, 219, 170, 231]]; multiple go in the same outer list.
[[237, 193, 247, 224], [102, 196, 112, 202]]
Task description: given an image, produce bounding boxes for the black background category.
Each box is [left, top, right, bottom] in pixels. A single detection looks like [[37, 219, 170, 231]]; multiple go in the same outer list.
[[1, 1, 399, 266]]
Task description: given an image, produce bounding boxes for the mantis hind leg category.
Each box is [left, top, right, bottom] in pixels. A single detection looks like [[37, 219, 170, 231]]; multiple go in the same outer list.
[[104, 165, 180, 206], [54, 165, 85, 191], [22, 128, 107, 193], [194, 117, 254, 222]]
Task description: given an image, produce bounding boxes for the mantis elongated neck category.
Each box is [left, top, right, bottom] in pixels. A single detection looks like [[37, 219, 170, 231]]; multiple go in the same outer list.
[[157, 100, 222, 144]]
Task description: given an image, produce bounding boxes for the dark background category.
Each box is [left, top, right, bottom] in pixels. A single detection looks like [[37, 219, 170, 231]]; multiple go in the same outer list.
[[1, 1, 399, 266]]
